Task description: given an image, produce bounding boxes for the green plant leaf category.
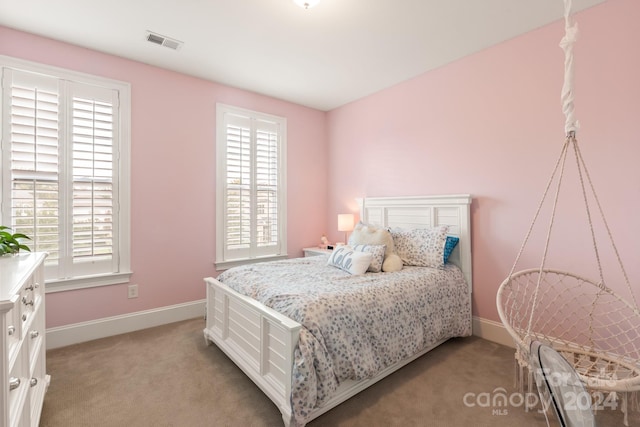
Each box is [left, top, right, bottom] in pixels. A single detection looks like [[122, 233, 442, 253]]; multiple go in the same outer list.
[[0, 225, 32, 254], [12, 233, 31, 240]]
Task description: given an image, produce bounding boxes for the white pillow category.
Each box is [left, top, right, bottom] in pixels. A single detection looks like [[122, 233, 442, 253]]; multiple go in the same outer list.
[[391, 225, 450, 268], [327, 245, 373, 275], [351, 244, 385, 273]]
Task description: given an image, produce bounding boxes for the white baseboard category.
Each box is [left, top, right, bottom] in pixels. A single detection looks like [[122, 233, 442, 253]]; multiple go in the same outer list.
[[46, 299, 206, 350], [46, 305, 512, 351], [472, 316, 515, 348]]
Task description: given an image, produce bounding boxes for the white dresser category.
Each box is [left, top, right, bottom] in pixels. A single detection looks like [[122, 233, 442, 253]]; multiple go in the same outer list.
[[0, 252, 48, 427]]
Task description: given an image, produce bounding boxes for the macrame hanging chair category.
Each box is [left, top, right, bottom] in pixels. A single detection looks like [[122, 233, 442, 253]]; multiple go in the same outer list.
[[496, 0, 640, 424]]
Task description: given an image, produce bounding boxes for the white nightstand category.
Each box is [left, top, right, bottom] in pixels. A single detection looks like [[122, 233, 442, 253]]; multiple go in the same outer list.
[[303, 247, 333, 257]]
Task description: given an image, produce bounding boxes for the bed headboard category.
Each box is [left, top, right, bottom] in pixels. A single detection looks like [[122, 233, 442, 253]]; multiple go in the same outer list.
[[357, 194, 473, 292]]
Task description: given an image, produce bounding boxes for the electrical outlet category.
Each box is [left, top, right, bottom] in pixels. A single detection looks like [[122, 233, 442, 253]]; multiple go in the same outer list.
[[128, 284, 138, 299]]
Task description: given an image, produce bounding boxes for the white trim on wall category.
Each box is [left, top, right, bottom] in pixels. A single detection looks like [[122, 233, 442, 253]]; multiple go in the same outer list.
[[472, 316, 514, 348], [46, 300, 206, 349], [46, 302, 514, 351]]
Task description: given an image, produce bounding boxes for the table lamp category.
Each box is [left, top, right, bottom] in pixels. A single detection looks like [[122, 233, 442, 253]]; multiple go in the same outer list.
[[337, 213, 355, 245]]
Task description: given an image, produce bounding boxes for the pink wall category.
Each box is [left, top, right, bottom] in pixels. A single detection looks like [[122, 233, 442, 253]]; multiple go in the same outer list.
[[2, 0, 638, 329], [0, 27, 328, 328], [326, 0, 640, 322]]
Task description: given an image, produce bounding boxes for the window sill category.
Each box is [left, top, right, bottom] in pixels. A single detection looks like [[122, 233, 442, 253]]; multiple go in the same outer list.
[[215, 255, 288, 271], [45, 271, 133, 293]]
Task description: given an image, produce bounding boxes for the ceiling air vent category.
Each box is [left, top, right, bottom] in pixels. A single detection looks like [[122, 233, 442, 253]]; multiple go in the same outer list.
[[146, 31, 183, 51]]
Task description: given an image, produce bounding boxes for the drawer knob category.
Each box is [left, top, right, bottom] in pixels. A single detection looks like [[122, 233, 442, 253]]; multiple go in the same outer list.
[[30, 378, 38, 387], [25, 284, 34, 291], [9, 377, 21, 391], [30, 330, 40, 339], [22, 314, 27, 322], [8, 325, 15, 336], [22, 297, 34, 306]]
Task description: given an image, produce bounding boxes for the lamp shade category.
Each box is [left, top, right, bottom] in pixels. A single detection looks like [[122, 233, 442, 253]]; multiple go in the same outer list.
[[338, 214, 355, 232]]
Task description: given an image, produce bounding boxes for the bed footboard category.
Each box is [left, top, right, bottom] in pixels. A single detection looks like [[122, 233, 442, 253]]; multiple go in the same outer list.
[[204, 277, 301, 426]]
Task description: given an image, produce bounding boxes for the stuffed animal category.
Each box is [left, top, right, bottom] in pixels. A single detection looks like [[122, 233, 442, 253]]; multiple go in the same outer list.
[[348, 222, 402, 272]]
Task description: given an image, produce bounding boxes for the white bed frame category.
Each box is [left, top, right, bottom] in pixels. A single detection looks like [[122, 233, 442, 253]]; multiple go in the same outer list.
[[204, 194, 473, 426]]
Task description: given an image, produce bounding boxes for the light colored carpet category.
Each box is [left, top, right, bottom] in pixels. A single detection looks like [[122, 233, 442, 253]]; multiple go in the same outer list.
[[41, 318, 637, 426]]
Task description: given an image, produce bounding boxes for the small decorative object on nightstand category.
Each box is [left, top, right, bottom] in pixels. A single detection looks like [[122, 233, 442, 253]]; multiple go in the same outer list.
[[303, 247, 333, 257]]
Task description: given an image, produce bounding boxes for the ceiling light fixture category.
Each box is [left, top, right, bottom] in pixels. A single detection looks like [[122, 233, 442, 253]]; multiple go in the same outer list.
[[293, 0, 320, 9]]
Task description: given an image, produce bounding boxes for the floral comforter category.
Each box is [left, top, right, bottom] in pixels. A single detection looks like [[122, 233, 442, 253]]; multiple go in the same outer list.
[[217, 255, 471, 426]]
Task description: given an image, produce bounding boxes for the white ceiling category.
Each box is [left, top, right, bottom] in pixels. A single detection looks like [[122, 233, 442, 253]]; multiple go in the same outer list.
[[0, 0, 606, 111]]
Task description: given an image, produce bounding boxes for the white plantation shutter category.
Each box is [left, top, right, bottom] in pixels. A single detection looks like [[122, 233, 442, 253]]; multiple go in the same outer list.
[[1, 60, 131, 288], [216, 104, 286, 267], [255, 121, 279, 248], [225, 116, 251, 252], [6, 71, 61, 260], [67, 83, 118, 276]]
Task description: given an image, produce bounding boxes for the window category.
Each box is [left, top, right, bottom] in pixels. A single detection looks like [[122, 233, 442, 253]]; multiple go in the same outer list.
[[216, 104, 287, 269], [1, 56, 131, 291]]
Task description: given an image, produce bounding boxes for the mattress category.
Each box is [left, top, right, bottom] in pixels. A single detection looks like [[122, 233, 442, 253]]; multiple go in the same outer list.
[[217, 255, 471, 426]]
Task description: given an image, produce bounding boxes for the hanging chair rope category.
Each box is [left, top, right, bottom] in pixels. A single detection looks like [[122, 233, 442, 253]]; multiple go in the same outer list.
[[509, 0, 639, 340], [573, 141, 639, 310], [509, 0, 579, 277], [524, 137, 571, 338], [517, 0, 581, 338], [507, 140, 569, 279], [498, 3, 640, 422], [560, 0, 579, 136], [557, 0, 637, 311]]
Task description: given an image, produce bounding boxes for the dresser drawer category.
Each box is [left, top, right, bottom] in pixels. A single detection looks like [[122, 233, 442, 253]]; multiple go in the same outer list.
[[19, 280, 36, 329], [1, 252, 48, 427], [29, 348, 48, 425], [8, 341, 29, 426], [26, 307, 45, 370], [5, 299, 22, 365], [31, 267, 45, 310]]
